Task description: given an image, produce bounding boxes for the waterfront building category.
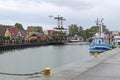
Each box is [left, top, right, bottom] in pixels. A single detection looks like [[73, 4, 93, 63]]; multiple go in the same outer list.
[[0, 26, 8, 36], [27, 26, 43, 37], [0, 24, 22, 39], [111, 31, 120, 36], [0, 24, 26, 44], [19, 29, 27, 39], [8, 27, 21, 39]]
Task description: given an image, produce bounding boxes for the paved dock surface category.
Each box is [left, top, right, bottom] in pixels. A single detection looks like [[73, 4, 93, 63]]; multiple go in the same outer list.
[[28, 48, 120, 80], [73, 48, 120, 80]]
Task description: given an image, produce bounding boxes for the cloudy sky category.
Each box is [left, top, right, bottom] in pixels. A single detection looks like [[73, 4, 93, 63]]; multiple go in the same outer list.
[[0, 0, 120, 30]]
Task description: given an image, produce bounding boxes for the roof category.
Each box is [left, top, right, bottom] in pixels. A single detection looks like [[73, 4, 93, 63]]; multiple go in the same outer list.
[[9, 27, 20, 36], [27, 26, 43, 31], [20, 30, 26, 37], [47, 30, 55, 33], [0, 26, 8, 36]]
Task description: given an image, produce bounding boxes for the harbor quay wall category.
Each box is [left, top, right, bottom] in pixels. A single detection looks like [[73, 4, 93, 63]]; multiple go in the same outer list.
[[0, 42, 48, 50], [0, 41, 65, 50], [28, 48, 120, 80]]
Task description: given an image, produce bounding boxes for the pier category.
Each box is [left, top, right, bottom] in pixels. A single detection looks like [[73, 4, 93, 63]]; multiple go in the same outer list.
[[28, 48, 120, 80]]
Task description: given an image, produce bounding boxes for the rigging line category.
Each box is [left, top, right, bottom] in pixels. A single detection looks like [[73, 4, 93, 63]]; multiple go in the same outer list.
[[0, 70, 44, 76]]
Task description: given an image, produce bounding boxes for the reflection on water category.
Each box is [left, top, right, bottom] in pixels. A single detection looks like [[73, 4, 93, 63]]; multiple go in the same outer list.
[[0, 50, 15, 55], [0, 44, 92, 80]]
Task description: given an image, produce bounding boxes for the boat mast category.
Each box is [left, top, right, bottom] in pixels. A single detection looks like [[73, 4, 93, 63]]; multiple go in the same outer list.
[[96, 18, 104, 37], [49, 15, 66, 31], [54, 15, 66, 30], [100, 18, 104, 34]]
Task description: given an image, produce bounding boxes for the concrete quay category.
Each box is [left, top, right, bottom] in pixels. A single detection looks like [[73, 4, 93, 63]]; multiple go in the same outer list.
[[28, 48, 120, 80]]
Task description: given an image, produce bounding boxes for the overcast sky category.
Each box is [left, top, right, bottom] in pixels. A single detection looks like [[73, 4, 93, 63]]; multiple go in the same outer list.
[[0, 0, 120, 31]]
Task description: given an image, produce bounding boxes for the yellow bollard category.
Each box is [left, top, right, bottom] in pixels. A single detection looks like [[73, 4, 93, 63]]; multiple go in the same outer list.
[[94, 52, 98, 58], [44, 67, 51, 76], [110, 48, 112, 51]]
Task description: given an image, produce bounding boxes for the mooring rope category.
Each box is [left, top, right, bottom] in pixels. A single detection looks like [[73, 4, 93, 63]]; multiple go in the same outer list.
[[0, 70, 44, 76]]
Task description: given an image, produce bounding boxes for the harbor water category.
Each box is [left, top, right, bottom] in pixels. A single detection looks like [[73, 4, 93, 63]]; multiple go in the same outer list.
[[0, 42, 92, 80]]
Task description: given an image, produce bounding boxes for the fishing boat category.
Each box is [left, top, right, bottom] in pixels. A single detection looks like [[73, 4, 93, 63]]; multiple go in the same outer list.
[[68, 38, 80, 43], [89, 37, 113, 53], [89, 18, 113, 53], [68, 35, 80, 43]]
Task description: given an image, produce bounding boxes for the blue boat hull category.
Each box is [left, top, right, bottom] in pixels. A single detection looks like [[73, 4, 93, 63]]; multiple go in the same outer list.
[[90, 43, 113, 53]]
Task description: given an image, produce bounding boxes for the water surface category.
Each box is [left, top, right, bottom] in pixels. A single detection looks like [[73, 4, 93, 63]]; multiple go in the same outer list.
[[0, 43, 92, 80]]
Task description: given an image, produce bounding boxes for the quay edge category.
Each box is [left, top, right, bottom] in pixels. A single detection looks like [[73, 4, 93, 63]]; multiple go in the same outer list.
[[0, 41, 67, 51]]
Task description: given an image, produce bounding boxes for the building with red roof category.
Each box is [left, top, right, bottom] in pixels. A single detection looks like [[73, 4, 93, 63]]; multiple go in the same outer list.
[[8, 27, 21, 39]]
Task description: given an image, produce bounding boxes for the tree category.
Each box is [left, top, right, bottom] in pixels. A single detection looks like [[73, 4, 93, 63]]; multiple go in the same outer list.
[[78, 26, 83, 31], [3, 36, 10, 40], [68, 24, 79, 36], [102, 24, 109, 34], [85, 29, 93, 39], [37, 28, 43, 33], [15, 23, 24, 30], [78, 26, 84, 36], [90, 26, 99, 33], [67, 23, 109, 41], [79, 30, 86, 41]]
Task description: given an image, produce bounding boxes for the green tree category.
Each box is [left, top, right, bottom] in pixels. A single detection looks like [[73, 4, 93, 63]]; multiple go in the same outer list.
[[90, 26, 99, 33], [67, 23, 109, 41], [68, 24, 79, 36], [3, 36, 10, 40], [80, 30, 86, 41], [85, 29, 93, 39], [90, 25, 109, 34], [15, 23, 24, 30], [37, 29, 43, 33], [88, 26, 99, 37], [78, 26, 83, 31], [102, 24, 109, 34], [78, 26, 83, 36]]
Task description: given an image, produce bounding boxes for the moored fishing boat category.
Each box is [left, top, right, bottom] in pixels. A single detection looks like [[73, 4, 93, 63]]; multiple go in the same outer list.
[[68, 35, 80, 43], [89, 37, 113, 53], [89, 18, 113, 53], [68, 38, 80, 43]]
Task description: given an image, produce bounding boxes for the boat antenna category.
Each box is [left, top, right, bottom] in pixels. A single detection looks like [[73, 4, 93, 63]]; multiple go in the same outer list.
[[95, 18, 99, 33], [96, 18, 99, 26], [100, 18, 104, 33], [95, 18, 104, 37]]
